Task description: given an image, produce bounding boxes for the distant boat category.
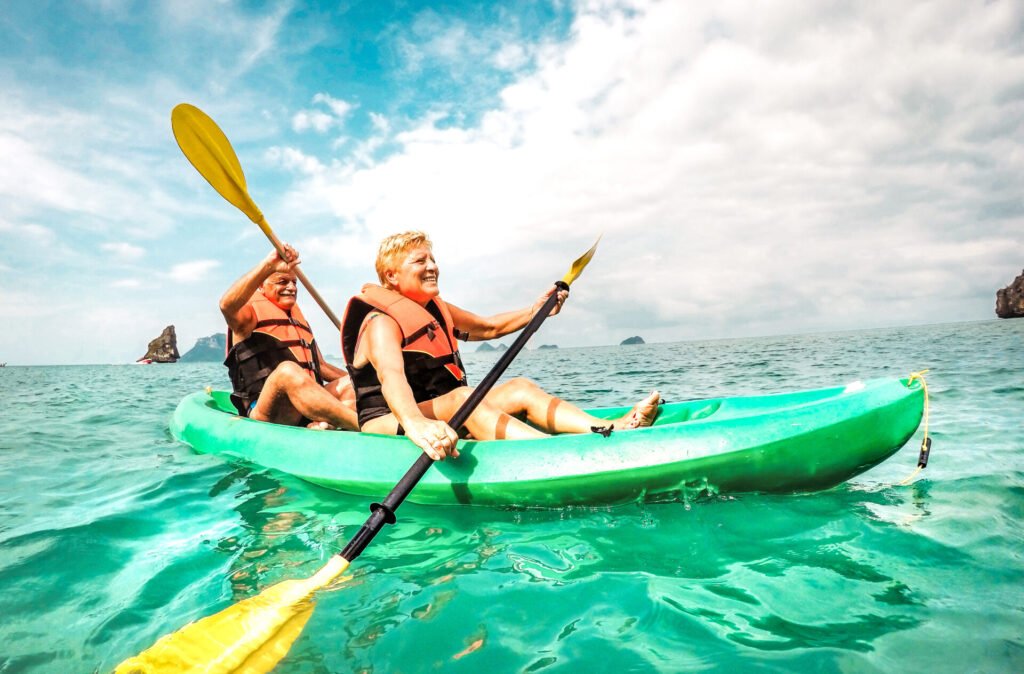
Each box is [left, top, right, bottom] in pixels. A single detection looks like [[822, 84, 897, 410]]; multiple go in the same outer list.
[[134, 358, 153, 365]]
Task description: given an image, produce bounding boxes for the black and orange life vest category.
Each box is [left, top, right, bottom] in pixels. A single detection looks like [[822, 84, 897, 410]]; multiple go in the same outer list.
[[341, 284, 468, 426], [224, 291, 323, 415]]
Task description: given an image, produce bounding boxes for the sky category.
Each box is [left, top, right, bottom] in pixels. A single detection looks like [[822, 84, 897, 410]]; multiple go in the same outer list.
[[1, 0, 1022, 365]]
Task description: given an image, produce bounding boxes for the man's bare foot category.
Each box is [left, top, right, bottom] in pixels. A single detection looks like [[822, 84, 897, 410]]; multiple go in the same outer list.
[[614, 391, 661, 430], [306, 421, 333, 430]]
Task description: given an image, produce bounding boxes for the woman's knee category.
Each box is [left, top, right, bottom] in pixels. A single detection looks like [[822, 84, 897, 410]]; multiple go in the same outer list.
[[507, 377, 537, 392], [500, 377, 542, 406], [451, 385, 474, 404]]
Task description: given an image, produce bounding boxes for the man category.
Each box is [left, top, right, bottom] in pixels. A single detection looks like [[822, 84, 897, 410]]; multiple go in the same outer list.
[[341, 231, 659, 460], [221, 244, 358, 430]]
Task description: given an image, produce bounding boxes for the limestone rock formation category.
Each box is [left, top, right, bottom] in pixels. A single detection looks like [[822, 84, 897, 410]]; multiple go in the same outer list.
[[141, 325, 180, 363], [620, 335, 645, 345], [180, 333, 227, 362], [538, 344, 558, 349], [996, 270, 1024, 318]]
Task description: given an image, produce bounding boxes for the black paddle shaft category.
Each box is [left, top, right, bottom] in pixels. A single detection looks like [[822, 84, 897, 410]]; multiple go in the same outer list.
[[340, 281, 569, 561]]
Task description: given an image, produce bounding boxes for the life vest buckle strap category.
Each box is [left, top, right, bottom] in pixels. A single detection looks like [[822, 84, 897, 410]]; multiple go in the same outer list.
[[401, 321, 440, 347]]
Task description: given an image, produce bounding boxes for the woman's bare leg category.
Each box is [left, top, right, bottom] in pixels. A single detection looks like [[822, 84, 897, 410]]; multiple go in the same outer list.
[[360, 386, 548, 440], [486, 378, 660, 433]]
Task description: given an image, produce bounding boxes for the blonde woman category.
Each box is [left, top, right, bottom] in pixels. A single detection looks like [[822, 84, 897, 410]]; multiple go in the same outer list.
[[341, 231, 659, 460]]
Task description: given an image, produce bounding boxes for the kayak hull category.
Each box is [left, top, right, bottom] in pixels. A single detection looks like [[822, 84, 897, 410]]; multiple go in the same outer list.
[[169, 378, 923, 507]]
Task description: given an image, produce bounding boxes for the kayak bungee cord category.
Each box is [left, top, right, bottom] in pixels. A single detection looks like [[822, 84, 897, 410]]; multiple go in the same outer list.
[[898, 370, 932, 485]]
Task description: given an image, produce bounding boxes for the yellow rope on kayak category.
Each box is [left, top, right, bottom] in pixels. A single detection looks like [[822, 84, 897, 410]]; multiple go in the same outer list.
[[898, 370, 931, 485]]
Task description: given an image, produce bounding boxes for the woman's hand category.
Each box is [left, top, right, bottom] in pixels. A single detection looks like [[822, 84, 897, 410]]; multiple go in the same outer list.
[[404, 417, 460, 461], [532, 285, 568, 317]]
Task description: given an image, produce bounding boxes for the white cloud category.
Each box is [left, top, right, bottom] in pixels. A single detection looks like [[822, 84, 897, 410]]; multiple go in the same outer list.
[[313, 92, 353, 119], [167, 259, 220, 282], [292, 92, 355, 134], [493, 43, 528, 70], [292, 110, 335, 133], [278, 0, 1024, 340], [369, 112, 390, 134], [266, 146, 326, 175], [111, 278, 141, 288], [0, 221, 56, 245], [101, 242, 146, 261]]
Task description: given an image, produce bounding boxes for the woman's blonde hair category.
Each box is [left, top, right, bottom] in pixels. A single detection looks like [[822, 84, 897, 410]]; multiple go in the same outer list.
[[376, 230, 433, 286]]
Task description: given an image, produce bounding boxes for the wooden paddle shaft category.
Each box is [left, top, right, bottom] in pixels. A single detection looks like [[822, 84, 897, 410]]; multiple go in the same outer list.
[[339, 282, 569, 562], [257, 216, 341, 329]]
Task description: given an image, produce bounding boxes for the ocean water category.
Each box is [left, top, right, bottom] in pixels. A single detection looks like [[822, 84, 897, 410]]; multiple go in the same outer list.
[[0, 319, 1021, 673]]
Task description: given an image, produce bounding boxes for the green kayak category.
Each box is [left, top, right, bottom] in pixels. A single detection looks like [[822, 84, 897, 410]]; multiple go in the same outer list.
[[169, 377, 924, 507]]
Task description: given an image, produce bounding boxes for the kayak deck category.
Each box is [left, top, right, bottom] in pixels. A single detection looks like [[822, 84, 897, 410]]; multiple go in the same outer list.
[[169, 378, 924, 507]]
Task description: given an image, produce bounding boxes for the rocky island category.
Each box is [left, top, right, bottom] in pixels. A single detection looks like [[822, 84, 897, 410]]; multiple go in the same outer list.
[[139, 325, 180, 363], [620, 336, 645, 345], [476, 343, 509, 352], [180, 333, 227, 362], [996, 270, 1024, 318]]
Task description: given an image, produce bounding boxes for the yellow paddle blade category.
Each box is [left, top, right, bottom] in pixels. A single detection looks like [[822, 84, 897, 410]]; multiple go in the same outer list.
[[115, 555, 350, 674], [171, 103, 264, 224], [560, 233, 602, 286]]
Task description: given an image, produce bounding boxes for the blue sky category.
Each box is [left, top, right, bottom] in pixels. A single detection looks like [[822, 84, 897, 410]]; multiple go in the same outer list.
[[2, 0, 1022, 365]]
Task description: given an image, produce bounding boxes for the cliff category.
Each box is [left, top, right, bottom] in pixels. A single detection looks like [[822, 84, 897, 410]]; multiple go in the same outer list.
[[180, 333, 227, 362], [141, 325, 180, 363], [996, 270, 1024, 318]]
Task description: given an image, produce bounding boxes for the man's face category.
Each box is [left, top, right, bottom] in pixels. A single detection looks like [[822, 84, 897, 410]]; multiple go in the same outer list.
[[262, 271, 298, 309]]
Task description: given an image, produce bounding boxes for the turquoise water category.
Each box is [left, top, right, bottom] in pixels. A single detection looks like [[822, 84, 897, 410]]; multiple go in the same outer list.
[[1, 319, 1022, 672]]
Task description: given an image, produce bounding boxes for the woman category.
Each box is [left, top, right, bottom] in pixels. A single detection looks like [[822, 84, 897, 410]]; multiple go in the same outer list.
[[340, 231, 660, 460]]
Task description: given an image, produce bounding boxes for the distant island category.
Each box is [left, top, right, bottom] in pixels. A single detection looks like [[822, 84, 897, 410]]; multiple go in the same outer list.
[[538, 344, 558, 349], [620, 336, 645, 345], [139, 327, 230, 363], [996, 269, 1024, 318], [476, 343, 509, 352], [180, 333, 227, 362]]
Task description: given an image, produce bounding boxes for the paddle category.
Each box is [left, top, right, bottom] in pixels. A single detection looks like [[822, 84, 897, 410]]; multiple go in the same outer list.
[[115, 237, 601, 673], [170, 103, 341, 329]]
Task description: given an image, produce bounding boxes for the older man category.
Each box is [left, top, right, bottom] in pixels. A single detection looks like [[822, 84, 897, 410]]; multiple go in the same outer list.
[[341, 231, 659, 460], [221, 244, 358, 430]]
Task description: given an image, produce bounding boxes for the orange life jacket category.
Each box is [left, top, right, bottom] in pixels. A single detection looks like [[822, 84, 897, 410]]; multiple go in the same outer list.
[[341, 284, 468, 426], [224, 291, 322, 415]]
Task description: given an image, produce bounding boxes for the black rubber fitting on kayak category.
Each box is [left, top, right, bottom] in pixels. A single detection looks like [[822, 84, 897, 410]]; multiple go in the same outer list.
[[370, 502, 397, 525], [590, 425, 613, 438], [918, 437, 932, 468]]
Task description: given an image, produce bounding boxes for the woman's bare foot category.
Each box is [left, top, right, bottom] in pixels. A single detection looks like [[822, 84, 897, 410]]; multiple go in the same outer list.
[[306, 421, 333, 430], [614, 391, 661, 430]]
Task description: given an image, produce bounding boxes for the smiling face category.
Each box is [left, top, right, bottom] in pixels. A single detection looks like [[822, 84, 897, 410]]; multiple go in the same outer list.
[[384, 244, 439, 304], [261, 269, 299, 310]]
